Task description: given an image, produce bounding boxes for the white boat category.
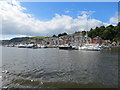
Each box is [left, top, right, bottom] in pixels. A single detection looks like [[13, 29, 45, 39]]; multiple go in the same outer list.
[[26, 44, 34, 48], [37, 44, 41, 48], [40, 45, 47, 48], [78, 44, 102, 51], [17, 44, 27, 48], [99, 45, 111, 49]]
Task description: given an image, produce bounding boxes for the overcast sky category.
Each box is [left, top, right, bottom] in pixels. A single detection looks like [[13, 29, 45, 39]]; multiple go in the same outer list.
[[0, 0, 118, 40]]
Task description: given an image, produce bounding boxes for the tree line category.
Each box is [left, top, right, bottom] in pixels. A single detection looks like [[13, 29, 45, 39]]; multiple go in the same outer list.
[[87, 22, 120, 41], [52, 22, 120, 42]]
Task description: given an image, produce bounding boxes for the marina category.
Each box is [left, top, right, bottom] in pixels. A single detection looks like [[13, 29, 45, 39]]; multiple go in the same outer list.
[[3, 43, 111, 51], [2, 33, 118, 51]]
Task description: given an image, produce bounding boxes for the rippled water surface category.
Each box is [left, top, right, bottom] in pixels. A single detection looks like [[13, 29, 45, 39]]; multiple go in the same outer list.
[[2, 47, 119, 88]]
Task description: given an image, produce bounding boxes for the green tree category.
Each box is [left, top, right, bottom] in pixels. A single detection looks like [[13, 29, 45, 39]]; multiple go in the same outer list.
[[58, 34, 62, 37], [75, 31, 80, 34], [82, 31, 86, 36], [58, 32, 67, 37], [52, 35, 57, 37], [102, 30, 110, 40]]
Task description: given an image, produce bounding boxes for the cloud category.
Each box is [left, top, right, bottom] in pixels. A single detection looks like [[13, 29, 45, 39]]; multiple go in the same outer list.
[[0, 0, 116, 38], [109, 12, 118, 24], [64, 10, 71, 13], [78, 10, 96, 16], [109, 16, 118, 24]]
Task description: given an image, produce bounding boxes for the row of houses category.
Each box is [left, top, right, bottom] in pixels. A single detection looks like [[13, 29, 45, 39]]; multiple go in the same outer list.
[[29, 33, 103, 47], [2, 31, 120, 48], [4, 32, 119, 48]]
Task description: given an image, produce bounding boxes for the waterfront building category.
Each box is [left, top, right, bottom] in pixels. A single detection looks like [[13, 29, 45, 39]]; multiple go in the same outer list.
[[92, 36, 103, 45]]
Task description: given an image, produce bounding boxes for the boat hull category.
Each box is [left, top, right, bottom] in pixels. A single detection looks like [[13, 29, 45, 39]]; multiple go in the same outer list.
[[59, 46, 76, 50]]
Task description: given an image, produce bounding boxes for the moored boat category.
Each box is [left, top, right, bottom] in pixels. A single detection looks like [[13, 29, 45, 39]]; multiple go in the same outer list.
[[59, 45, 77, 50], [78, 44, 102, 51], [26, 44, 34, 48], [17, 44, 26, 48]]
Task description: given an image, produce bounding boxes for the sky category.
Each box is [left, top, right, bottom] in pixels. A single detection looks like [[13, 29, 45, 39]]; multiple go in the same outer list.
[[0, 0, 119, 40], [21, 2, 117, 22]]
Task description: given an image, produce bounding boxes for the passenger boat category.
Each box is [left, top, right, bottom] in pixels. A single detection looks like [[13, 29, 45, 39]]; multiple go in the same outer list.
[[78, 44, 102, 51]]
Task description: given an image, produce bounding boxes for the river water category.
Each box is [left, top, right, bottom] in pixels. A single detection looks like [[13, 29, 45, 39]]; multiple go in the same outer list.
[[2, 47, 119, 88]]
